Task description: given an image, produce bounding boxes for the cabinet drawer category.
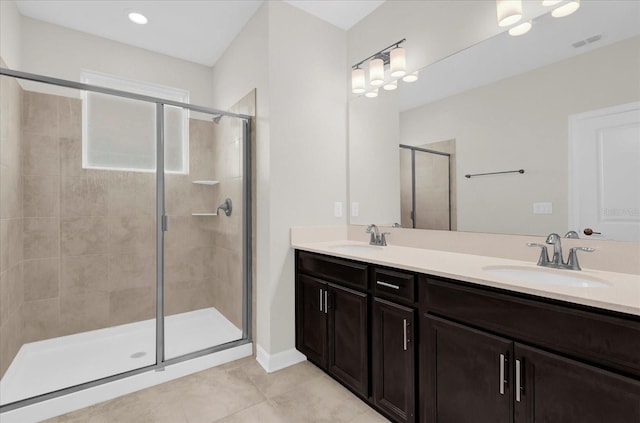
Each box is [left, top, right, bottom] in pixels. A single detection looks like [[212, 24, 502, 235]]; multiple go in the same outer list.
[[373, 268, 415, 303], [298, 251, 368, 290], [424, 278, 640, 378]]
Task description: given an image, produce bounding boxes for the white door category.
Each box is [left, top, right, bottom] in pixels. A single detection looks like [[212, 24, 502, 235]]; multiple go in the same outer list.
[[569, 102, 640, 242]]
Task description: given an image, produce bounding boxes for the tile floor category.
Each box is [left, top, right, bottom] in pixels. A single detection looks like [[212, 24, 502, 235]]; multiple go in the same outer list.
[[43, 357, 390, 423]]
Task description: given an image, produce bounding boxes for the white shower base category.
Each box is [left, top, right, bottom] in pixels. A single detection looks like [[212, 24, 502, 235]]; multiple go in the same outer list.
[[0, 307, 250, 423]]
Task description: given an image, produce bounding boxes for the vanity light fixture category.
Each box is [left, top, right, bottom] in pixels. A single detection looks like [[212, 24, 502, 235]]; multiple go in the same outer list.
[[383, 80, 398, 91], [351, 38, 410, 97], [369, 58, 385, 86], [128, 11, 148, 25], [552, 0, 580, 17], [509, 20, 532, 36], [365, 89, 379, 98], [496, 0, 523, 27], [351, 67, 366, 94], [402, 71, 419, 83]]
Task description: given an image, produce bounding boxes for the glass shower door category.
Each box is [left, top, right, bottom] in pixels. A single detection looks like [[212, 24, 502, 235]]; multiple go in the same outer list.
[[0, 78, 157, 406], [162, 107, 245, 360]]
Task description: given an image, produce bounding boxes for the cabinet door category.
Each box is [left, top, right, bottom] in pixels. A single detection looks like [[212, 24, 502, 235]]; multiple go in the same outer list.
[[514, 343, 640, 423], [373, 298, 415, 423], [295, 275, 327, 367], [422, 315, 512, 423], [327, 283, 369, 397]]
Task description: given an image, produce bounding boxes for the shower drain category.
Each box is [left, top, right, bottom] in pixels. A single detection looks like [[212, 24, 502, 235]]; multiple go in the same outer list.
[[130, 351, 147, 359]]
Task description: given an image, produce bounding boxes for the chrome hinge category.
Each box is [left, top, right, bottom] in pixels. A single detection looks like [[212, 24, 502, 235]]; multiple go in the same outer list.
[[162, 215, 168, 232]]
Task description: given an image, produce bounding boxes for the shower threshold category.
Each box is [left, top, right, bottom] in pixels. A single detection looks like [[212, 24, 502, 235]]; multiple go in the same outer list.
[[0, 307, 250, 422]]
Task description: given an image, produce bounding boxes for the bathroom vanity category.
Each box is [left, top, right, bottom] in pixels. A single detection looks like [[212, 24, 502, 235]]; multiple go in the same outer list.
[[293, 245, 640, 423]]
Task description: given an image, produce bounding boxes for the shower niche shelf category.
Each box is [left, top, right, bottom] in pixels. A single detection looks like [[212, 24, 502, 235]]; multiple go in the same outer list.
[[192, 213, 218, 216], [192, 180, 219, 186]]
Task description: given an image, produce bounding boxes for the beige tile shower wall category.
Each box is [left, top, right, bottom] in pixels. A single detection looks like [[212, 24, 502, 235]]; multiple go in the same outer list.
[[206, 92, 256, 330], [19, 88, 220, 345], [0, 68, 24, 377]]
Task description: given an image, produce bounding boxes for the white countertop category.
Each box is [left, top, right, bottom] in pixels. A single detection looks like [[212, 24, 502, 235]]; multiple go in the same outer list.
[[292, 239, 640, 317]]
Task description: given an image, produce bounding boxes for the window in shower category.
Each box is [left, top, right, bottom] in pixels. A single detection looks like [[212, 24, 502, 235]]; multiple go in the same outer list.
[[81, 70, 189, 174]]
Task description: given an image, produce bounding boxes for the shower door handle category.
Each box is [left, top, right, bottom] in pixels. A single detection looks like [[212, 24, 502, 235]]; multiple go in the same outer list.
[[162, 215, 168, 232]]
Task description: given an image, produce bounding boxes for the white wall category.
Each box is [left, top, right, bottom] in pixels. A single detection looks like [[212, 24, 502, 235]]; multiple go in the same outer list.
[[19, 16, 213, 106], [400, 36, 640, 235], [266, 1, 347, 355], [349, 90, 400, 225], [211, 1, 348, 363], [0, 0, 22, 69]]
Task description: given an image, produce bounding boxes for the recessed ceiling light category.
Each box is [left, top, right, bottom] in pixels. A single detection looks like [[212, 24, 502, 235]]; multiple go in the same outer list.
[[128, 12, 148, 25]]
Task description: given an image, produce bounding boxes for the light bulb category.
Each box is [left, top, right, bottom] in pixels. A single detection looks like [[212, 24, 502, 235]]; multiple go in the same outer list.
[[509, 20, 532, 36], [552, 0, 580, 17], [365, 89, 379, 98], [402, 71, 419, 83], [128, 12, 148, 25], [496, 0, 522, 27], [369, 58, 384, 86], [383, 80, 398, 91], [390, 47, 406, 78], [351, 68, 365, 94]]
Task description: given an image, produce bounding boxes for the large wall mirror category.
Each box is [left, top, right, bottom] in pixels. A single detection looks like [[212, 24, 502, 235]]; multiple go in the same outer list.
[[348, 1, 640, 241]]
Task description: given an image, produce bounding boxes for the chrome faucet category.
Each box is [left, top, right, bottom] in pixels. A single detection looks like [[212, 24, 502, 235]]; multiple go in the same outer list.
[[527, 232, 594, 271], [366, 224, 390, 246]]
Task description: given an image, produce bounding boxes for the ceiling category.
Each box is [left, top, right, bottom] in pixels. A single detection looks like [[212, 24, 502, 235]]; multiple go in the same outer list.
[[15, 0, 385, 67], [398, 0, 640, 111]]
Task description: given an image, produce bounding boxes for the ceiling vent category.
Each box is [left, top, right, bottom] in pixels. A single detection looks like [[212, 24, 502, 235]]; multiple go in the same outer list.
[[572, 34, 603, 48]]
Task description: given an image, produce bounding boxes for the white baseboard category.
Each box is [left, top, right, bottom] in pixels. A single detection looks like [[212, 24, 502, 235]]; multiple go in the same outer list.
[[255, 344, 306, 373]]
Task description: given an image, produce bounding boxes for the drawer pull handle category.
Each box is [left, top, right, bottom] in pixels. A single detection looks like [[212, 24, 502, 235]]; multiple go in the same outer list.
[[516, 359, 522, 402], [377, 281, 400, 290], [499, 354, 506, 395]]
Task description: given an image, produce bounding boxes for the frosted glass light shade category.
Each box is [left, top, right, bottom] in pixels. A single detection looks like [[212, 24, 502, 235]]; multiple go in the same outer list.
[[552, 0, 580, 17], [496, 0, 522, 27], [383, 80, 398, 91], [390, 47, 406, 77], [508, 20, 532, 36], [369, 58, 384, 86], [402, 71, 419, 82], [542, 0, 561, 5], [351, 68, 365, 94], [365, 89, 379, 98]]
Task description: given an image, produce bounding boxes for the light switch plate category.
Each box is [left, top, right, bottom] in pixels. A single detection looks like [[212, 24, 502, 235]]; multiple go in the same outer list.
[[351, 202, 359, 217], [334, 201, 343, 218], [533, 202, 553, 214]]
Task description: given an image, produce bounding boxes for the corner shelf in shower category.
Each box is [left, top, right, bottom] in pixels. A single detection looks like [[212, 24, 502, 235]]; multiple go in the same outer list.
[[192, 180, 220, 186], [192, 213, 218, 216]]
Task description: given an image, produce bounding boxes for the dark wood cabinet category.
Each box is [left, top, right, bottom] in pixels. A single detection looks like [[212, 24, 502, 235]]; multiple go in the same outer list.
[[514, 343, 640, 423], [295, 250, 640, 423], [422, 315, 512, 423], [373, 298, 416, 423], [295, 252, 369, 398], [327, 283, 369, 395], [421, 279, 640, 423], [295, 274, 327, 366]]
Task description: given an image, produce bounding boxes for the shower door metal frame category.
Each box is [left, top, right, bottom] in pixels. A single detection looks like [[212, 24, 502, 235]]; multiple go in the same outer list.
[[0, 67, 254, 412], [399, 144, 452, 230]]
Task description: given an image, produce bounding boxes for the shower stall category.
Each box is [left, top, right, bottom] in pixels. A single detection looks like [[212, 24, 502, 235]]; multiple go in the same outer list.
[[0, 68, 253, 413]]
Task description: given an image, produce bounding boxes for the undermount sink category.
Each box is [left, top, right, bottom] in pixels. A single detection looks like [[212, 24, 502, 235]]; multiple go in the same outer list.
[[329, 244, 383, 253], [483, 265, 611, 288]]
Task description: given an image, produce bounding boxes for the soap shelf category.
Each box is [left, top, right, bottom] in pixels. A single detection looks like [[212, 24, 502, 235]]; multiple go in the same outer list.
[[192, 213, 218, 216], [192, 180, 219, 186]]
